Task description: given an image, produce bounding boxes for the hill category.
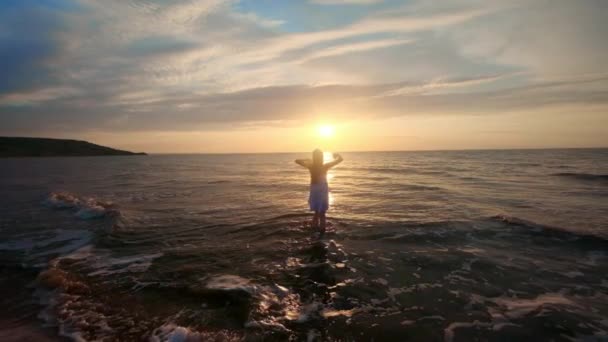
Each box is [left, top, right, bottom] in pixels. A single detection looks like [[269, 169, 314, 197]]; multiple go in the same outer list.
[[0, 137, 146, 157]]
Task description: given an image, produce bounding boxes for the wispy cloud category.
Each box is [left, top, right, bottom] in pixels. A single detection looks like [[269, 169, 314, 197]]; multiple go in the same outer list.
[[0, 0, 607, 139]]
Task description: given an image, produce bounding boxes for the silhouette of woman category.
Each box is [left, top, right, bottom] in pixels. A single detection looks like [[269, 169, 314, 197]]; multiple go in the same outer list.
[[295, 149, 343, 234]]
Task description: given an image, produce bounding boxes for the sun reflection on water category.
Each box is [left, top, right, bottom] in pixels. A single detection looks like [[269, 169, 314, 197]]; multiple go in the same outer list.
[[323, 151, 336, 205]]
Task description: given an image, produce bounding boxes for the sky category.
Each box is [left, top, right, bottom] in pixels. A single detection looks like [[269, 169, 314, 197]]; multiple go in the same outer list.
[[0, 0, 607, 153]]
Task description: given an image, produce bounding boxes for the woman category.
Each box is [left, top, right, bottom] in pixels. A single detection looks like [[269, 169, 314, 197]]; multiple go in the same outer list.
[[295, 149, 343, 234]]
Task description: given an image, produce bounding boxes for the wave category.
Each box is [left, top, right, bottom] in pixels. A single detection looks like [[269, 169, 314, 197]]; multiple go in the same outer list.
[[44, 191, 119, 219], [345, 215, 607, 248], [491, 214, 566, 232], [552, 172, 608, 183], [401, 184, 442, 191], [489, 214, 608, 245], [266, 212, 312, 221], [32, 245, 167, 341], [339, 166, 421, 175], [0, 230, 94, 264], [149, 323, 241, 342], [18, 212, 608, 341], [207, 180, 230, 184]]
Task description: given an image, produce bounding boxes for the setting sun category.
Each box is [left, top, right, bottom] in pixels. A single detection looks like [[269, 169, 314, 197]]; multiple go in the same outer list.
[[318, 125, 335, 138]]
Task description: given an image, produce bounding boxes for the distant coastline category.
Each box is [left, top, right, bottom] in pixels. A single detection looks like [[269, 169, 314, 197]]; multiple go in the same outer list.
[[0, 137, 146, 157]]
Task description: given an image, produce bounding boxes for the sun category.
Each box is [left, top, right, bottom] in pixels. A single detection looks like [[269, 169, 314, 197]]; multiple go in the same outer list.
[[318, 125, 335, 138]]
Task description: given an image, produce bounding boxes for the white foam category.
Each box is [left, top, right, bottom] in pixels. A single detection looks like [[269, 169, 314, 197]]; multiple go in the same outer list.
[[205, 275, 255, 293], [203, 276, 306, 332], [444, 321, 493, 342], [244, 319, 290, 333], [373, 278, 388, 286], [87, 252, 163, 276], [30, 231, 94, 260], [0, 229, 89, 254], [445, 272, 476, 285], [44, 192, 80, 209], [387, 283, 443, 302], [490, 292, 578, 319], [75, 204, 107, 219], [37, 288, 115, 342], [150, 323, 203, 342], [49, 245, 163, 279], [286, 257, 302, 268], [0, 229, 94, 266], [288, 302, 322, 323], [45, 191, 117, 220]]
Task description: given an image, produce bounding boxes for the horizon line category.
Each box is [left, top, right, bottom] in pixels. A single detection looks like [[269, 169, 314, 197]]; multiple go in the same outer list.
[[146, 146, 608, 155], [2, 136, 605, 155]]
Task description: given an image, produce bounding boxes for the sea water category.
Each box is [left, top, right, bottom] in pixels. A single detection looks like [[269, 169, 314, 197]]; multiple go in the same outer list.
[[0, 149, 607, 341]]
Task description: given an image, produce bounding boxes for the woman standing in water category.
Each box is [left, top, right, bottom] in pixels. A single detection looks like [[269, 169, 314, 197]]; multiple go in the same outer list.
[[295, 149, 343, 234]]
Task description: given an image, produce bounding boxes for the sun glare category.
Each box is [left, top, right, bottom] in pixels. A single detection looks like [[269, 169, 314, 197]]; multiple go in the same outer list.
[[318, 125, 335, 138]]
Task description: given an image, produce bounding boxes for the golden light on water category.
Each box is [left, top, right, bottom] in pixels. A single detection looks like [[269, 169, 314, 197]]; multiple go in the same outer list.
[[324, 150, 336, 205]]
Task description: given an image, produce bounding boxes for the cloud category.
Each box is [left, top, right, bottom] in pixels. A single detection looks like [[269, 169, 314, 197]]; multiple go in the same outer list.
[[3, 74, 607, 135], [243, 6, 490, 65], [0, 87, 81, 106], [124, 36, 200, 58], [444, 0, 608, 78], [0, 0, 607, 138], [310, 0, 383, 5], [0, 5, 67, 94]]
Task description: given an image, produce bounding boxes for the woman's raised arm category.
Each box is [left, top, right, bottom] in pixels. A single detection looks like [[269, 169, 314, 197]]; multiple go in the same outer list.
[[295, 158, 311, 168], [324, 153, 343, 169]]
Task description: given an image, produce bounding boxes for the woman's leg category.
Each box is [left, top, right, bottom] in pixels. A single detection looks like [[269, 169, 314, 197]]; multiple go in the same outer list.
[[320, 211, 326, 233], [312, 211, 319, 229]]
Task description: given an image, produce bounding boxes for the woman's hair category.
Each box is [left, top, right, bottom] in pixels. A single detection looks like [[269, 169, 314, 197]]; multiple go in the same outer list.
[[312, 149, 323, 166]]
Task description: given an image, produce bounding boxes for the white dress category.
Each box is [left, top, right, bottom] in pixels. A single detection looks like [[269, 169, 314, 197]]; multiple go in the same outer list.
[[308, 182, 329, 212]]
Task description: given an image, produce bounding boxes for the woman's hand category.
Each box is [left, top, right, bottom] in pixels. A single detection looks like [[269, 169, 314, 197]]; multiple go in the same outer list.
[[324, 153, 343, 169]]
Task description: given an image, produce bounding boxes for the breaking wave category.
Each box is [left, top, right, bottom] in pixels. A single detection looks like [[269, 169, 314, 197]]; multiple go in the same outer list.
[[44, 191, 119, 219]]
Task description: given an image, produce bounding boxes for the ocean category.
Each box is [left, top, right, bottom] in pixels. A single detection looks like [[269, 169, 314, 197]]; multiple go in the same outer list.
[[0, 149, 607, 341]]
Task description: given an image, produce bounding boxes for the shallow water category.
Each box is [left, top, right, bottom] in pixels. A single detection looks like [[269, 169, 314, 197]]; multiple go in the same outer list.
[[0, 149, 607, 341]]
